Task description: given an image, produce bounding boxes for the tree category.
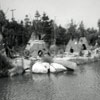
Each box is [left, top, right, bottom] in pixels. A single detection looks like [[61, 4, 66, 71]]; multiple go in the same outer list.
[[35, 10, 40, 20], [86, 27, 98, 46], [56, 25, 67, 45], [78, 21, 86, 37], [32, 20, 43, 40], [32, 11, 42, 40], [97, 19, 100, 34], [67, 19, 78, 39], [0, 10, 6, 32], [0, 10, 6, 25], [41, 12, 49, 22], [24, 15, 31, 26], [41, 12, 53, 46], [4, 20, 30, 48]]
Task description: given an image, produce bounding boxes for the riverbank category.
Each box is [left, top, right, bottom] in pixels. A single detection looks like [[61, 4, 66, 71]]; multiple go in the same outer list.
[[1, 47, 100, 77], [67, 49, 100, 65], [69, 56, 100, 65]]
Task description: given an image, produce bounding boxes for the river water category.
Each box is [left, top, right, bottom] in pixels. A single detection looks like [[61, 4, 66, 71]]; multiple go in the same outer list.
[[0, 62, 100, 100]]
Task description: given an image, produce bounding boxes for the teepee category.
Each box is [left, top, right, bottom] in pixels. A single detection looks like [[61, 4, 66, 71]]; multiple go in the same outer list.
[[65, 37, 90, 53]]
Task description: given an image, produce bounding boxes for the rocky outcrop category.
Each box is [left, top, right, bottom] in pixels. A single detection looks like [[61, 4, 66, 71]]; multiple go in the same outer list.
[[8, 66, 25, 77]]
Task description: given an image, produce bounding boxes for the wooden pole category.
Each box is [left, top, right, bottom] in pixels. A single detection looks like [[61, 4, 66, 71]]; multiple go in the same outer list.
[[11, 9, 16, 21]]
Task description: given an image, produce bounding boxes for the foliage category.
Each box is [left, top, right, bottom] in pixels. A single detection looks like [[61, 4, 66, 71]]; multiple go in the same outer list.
[[78, 21, 86, 37], [66, 19, 78, 39], [0, 9, 100, 53], [2, 20, 31, 49], [0, 10, 6, 25], [41, 13, 54, 46], [41, 55, 53, 63], [35, 10, 40, 20], [0, 10, 6, 32], [56, 25, 67, 45], [0, 53, 13, 77], [85, 28, 98, 46], [32, 20, 42, 39]]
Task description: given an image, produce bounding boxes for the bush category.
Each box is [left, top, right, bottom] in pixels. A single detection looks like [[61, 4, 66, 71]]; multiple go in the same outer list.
[[41, 55, 53, 64], [0, 53, 13, 77]]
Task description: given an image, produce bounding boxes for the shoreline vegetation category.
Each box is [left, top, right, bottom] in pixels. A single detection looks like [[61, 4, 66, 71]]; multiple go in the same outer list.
[[0, 53, 13, 77], [0, 47, 100, 78]]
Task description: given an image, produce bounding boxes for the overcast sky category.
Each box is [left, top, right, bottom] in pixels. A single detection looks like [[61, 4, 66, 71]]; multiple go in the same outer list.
[[1, 0, 100, 29]]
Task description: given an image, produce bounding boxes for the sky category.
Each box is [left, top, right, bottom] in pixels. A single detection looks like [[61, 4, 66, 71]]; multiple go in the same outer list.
[[1, 0, 100, 29]]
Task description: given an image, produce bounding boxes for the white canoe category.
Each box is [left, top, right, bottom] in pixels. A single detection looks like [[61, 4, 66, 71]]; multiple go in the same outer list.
[[53, 58, 77, 70], [32, 62, 48, 73], [32, 62, 67, 73], [50, 63, 66, 72]]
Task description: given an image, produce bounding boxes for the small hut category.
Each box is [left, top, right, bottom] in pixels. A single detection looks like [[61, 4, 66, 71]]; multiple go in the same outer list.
[[25, 40, 48, 57], [65, 37, 90, 53]]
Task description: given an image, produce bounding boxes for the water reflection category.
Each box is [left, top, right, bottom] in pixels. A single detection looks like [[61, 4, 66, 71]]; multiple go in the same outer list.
[[0, 62, 100, 100]]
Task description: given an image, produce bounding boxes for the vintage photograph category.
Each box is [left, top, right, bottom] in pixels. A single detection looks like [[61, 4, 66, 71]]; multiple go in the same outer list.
[[0, 0, 100, 100]]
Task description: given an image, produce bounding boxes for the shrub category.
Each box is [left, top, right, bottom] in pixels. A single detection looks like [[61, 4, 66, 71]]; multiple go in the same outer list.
[[0, 53, 13, 77]]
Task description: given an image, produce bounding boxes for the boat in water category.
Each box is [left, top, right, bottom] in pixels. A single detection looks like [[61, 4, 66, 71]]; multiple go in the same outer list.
[[32, 61, 67, 73]]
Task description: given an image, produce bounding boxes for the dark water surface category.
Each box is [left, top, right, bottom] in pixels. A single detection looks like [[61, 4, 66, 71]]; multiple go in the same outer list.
[[0, 62, 100, 100]]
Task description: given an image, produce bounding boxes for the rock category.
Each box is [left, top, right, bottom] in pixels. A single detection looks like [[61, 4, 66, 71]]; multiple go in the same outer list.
[[8, 66, 24, 77]]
